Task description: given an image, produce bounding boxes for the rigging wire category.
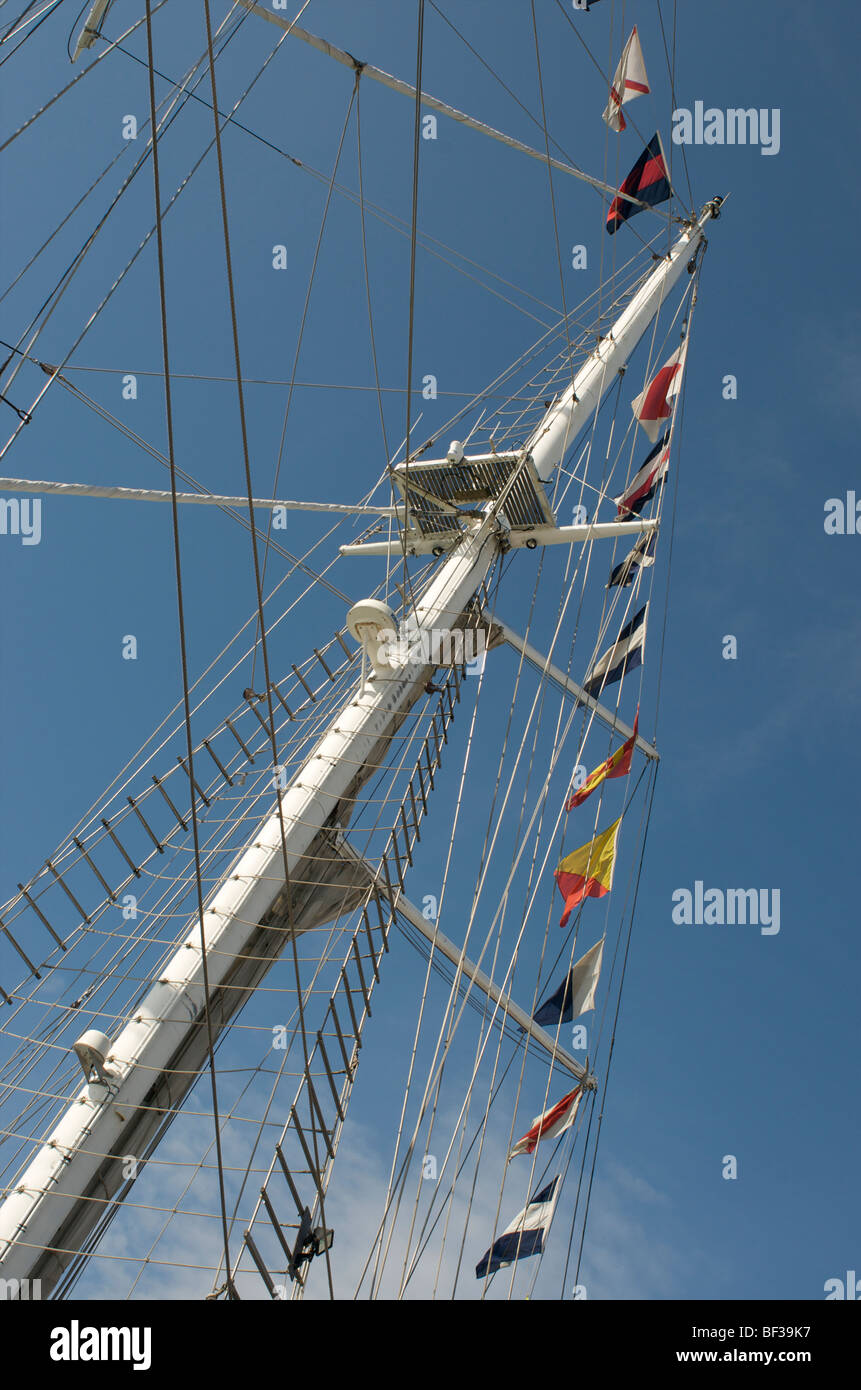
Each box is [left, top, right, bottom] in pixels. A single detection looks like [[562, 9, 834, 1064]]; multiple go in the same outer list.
[[0, 453, 401, 929], [372, 565, 508, 1297], [34, 366, 558, 401], [652, 260, 701, 743], [655, 0, 694, 217], [529, 0, 578, 395], [200, 0, 336, 1300], [0, 0, 703, 1289], [0, 351, 358, 602], [361, 460, 621, 1293], [458, 608, 574, 1298], [358, 354, 625, 1294], [1, 0, 48, 41], [361, 250, 684, 1289], [430, 441, 626, 1294], [142, 0, 235, 1296], [398, 0, 427, 621], [0, 2, 249, 411], [72, 38, 563, 328], [235, 667, 464, 1301], [0, 15, 266, 317], [249, 61, 358, 689], [465, 396, 631, 1299], [356, 77, 396, 603], [550, 0, 665, 258], [571, 760, 658, 1293], [0, 0, 173, 155], [0, 0, 61, 68]]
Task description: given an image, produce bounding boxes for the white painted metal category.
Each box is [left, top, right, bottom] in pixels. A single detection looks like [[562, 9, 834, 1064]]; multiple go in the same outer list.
[[492, 618, 659, 761], [234, 2, 658, 211], [355, 869, 592, 1084], [71, 0, 111, 62], [526, 237, 708, 484], [0, 205, 715, 1288], [346, 598, 398, 677], [0, 476, 401, 517], [339, 518, 658, 558]]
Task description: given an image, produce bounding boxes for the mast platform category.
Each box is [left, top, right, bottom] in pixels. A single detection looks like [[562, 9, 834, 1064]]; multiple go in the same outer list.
[[392, 450, 556, 545]]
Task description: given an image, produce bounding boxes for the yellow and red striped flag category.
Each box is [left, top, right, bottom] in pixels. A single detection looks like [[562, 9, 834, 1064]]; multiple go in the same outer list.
[[554, 818, 622, 927], [565, 713, 638, 811]]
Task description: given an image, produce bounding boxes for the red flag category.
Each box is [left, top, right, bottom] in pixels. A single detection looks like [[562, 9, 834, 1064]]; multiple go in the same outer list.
[[631, 343, 686, 442], [606, 133, 671, 235], [509, 1086, 583, 1158], [602, 28, 651, 133], [555, 819, 622, 928], [565, 713, 638, 811]]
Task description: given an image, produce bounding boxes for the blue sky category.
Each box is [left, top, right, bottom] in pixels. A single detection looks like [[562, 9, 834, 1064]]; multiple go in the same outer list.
[[0, 0, 858, 1300]]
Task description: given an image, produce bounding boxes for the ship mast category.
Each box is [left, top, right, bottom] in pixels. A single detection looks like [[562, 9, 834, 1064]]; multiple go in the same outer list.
[[0, 203, 719, 1293]]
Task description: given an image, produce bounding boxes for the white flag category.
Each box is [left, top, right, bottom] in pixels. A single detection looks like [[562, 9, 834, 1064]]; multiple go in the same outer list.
[[568, 938, 605, 1017], [509, 1086, 583, 1159], [630, 342, 687, 443], [602, 27, 650, 133], [583, 603, 648, 699], [475, 1177, 560, 1277]]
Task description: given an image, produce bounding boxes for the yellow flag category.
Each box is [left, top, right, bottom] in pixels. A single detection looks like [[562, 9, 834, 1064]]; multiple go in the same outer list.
[[554, 819, 621, 927]]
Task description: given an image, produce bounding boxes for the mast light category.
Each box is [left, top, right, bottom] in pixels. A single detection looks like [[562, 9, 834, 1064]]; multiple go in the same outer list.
[[346, 599, 397, 678], [72, 1030, 112, 1084]]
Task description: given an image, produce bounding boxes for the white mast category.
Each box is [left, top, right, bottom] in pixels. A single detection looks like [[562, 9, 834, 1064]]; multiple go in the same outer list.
[[0, 203, 719, 1291]]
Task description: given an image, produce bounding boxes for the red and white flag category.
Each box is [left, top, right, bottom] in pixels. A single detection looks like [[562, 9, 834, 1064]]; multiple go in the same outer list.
[[602, 27, 650, 133], [631, 342, 687, 442], [509, 1086, 583, 1159]]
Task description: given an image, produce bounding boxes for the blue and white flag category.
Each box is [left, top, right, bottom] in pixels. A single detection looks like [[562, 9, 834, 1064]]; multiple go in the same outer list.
[[607, 531, 656, 588], [533, 939, 605, 1027], [583, 604, 648, 698], [475, 1177, 560, 1278], [616, 433, 669, 517]]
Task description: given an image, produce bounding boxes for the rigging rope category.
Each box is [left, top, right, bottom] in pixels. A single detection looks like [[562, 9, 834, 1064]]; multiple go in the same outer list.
[[200, 0, 333, 1298], [0, 1, 699, 1284], [398, 0, 428, 621], [143, 0, 235, 1295], [0, 0, 172, 154], [356, 248, 684, 1292], [250, 59, 358, 689]]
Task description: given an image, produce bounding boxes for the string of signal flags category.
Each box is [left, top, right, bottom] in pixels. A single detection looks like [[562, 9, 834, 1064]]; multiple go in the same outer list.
[[473, 19, 685, 1285]]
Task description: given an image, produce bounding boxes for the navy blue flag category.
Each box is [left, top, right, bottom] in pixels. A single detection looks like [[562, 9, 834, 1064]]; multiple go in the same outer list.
[[583, 604, 648, 698], [534, 971, 577, 1027], [476, 1178, 559, 1278], [607, 134, 672, 235], [616, 433, 670, 518], [607, 531, 657, 588]]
